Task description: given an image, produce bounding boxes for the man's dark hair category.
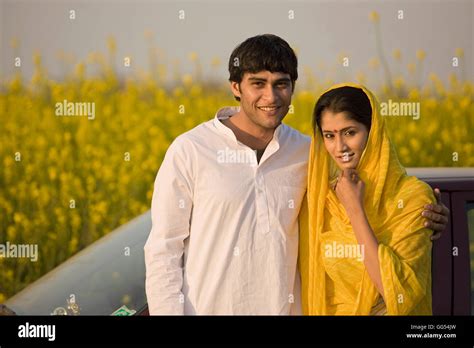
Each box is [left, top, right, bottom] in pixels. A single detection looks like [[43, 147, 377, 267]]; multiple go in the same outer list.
[[228, 34, 298, 101], [313, 86, 372, 135]]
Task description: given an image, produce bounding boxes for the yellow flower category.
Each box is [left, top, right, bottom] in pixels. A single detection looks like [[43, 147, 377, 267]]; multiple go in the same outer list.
[[13, 212, 23, 224], [407, 62, 416, 75], [48, 168, 57, 180], [409, 138, 421, 152], [7, 226, 16, 240], [181, 74, 193, 87], [393, 77, 405, 89], [392, 49, 402, 62], [33, 52, 42, 67], [356, 71, 367, 85], [425, 98, 438, 110], [455, 48, 464, 58], [460, 96, 470, 110], [68, 237, 79, 254], [144, 29, 154, 41], [369, 57, 380, 70], [107, 36, 117, 55], [188, 52, 198, 62], [416, 49, 426, 61], [429, 73, 439, 83], [211, 57, 221, 68], [10, 37, 19, 49], [75, 63, 86, 79], [369, 11, 380, 23], [408, 88, 420, 100]]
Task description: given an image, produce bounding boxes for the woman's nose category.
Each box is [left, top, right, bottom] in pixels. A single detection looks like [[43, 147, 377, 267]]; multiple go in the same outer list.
[[335, 135, 347, 151]]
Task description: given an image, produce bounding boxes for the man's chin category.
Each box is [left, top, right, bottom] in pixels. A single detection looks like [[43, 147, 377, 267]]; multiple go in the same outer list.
[[264, 120, 282, 130]]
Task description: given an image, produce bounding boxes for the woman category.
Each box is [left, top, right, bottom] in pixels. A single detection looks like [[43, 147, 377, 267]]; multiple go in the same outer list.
[[299, 83, 434, 315]]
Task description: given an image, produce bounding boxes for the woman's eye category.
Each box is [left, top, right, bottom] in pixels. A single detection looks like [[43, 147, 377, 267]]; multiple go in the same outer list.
[[324, 134, 333, 139], [345, 130, 356, 136]]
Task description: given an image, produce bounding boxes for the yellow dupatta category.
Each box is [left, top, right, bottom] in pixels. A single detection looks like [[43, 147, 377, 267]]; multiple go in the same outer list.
[[298, 83, 435, 315]]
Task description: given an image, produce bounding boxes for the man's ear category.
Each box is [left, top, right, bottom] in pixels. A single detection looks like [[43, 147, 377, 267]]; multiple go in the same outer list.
[[230, 81, 241, 99]]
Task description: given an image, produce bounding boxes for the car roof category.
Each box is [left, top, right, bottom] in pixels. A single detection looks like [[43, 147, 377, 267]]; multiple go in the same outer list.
[[406, 167, 474, 180], [4, 211, 151, 315]]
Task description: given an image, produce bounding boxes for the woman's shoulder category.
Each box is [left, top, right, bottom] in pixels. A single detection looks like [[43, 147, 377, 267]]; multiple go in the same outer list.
[[401, 174, 435, 201], [390, 174, 436, 214]]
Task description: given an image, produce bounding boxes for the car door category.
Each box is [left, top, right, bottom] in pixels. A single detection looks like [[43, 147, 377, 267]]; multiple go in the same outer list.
[[432, 191, 453, 315], [451, 191, 474, 315]]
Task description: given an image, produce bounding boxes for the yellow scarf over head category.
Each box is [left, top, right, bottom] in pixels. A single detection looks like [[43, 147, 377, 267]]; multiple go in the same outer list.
[[298, 83, 435, 315]]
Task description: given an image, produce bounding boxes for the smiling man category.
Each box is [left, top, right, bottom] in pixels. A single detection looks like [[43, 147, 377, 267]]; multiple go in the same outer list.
[[144, 34, 449, 315]]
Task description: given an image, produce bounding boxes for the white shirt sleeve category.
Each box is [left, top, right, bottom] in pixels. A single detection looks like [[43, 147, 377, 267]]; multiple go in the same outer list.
[[144, 137, 194, 315], [290, 267, 303, 315]]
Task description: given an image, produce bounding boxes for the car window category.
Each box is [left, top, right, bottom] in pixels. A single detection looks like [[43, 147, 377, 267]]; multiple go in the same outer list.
[[468, 202, 474, 315]]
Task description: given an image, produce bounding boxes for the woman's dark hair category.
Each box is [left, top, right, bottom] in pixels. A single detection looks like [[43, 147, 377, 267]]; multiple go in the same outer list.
[[312, 86, 372, 134], [228, 34, 298, 101]]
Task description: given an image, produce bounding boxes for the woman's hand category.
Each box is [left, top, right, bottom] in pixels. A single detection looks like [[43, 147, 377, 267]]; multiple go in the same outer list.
[[334, 169, 365, 217]]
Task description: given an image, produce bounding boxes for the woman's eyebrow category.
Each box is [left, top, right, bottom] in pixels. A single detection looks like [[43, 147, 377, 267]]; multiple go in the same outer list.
[[322, 126, 356, 133]]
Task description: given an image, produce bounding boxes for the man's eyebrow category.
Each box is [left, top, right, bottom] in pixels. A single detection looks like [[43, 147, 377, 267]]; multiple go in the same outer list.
[[322, 126, 356, 133], [247, 77, 291, 83], [248, 77, 267, 82], [275, 77, 291, 82]]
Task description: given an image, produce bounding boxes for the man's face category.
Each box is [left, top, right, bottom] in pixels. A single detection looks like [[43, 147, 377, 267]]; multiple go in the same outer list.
[[231, 71, 293, 130]]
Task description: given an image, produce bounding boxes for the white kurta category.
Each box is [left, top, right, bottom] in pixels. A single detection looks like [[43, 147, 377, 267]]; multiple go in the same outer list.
[[144, 106, 310, 314]]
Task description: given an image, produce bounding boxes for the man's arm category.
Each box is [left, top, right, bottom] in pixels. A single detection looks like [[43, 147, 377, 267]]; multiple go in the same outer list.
[[422, 188, 450, 240], [144, 138, 194, 315]]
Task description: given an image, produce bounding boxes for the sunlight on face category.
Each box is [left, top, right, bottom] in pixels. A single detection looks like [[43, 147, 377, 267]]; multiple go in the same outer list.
[[230, 71, 293, 130], [320, 110, 369, 170]]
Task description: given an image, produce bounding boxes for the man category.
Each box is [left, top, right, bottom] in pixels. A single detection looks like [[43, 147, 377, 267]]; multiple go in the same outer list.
[[144, 34, 448, 315]]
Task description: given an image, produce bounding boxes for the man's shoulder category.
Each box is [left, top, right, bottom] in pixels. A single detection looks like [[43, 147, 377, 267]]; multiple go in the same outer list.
[[169, 118, 216, 150]]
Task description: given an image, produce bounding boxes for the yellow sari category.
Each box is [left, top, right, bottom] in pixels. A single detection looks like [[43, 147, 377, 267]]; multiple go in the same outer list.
[[298, 83, 435, 315]]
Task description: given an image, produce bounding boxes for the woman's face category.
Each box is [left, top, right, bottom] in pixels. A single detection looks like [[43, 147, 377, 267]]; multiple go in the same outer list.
[[320, 109, 369, 170]]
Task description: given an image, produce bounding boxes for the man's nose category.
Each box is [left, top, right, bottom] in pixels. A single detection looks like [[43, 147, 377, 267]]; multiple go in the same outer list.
[[262, 85, 277, 103]]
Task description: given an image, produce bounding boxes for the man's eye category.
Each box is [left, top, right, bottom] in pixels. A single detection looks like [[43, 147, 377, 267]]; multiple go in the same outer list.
[[254, 82, 264, 87]]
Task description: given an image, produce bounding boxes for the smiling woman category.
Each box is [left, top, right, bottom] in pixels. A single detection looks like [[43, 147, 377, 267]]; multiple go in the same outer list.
[[299, 83, 436, 315]]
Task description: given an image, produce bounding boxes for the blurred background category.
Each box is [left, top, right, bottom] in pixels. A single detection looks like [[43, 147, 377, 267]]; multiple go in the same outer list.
[[0, 0, 473, 303]]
